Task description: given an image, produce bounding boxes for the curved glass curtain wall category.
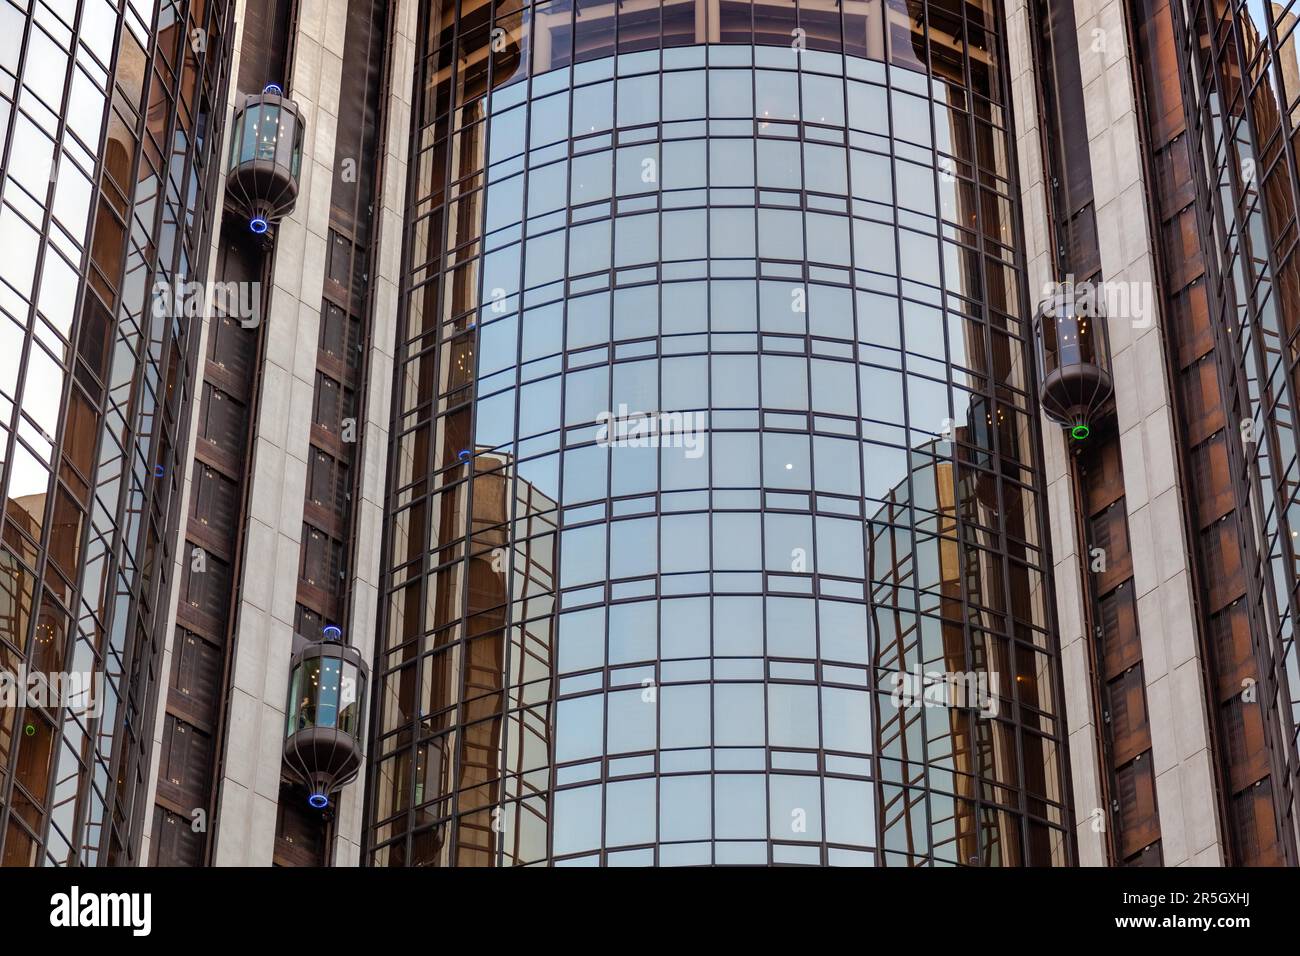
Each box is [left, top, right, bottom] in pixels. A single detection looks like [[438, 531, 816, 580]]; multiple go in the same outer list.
[[370, 0, 1067, 866]]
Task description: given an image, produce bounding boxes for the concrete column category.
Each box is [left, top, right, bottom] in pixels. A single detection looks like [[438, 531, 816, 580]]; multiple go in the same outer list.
[[214, 0, 353, 867], [1073, 0, 1224, 866], [330, 0, 416, 866], [1001, 0, 1110, 867]]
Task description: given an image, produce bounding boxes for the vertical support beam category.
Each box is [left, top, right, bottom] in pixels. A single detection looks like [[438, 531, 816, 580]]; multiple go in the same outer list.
[[1072, 0, 1223, 865], [215, 0, 353, 867], [1003, 0, 1109, 867], [330, 0, 416, 865]]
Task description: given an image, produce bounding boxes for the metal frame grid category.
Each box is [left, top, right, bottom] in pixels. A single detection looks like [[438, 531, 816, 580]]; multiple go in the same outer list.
[[362, 0, 1072, 867], [0, 0, 237, 865]]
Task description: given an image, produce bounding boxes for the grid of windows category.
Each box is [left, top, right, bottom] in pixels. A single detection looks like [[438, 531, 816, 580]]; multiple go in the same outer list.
[[367, 0, 1068, 866], [0, 0, 234, 865], [1130, 0, 1300, 864]]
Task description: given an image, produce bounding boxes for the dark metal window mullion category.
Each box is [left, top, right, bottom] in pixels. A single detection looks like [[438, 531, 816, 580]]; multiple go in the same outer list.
[[0, 0, 80, 856], [540, 43, 572, 866], [487, 18, 544, 870], [648, 7, 666, 865], [881, 34, 935, 867], [595, 48, 615, 866], [791, 36, 831, 867], [1229, 7, 1300, 833], [838, 22, 887, 868], [437, 0, 468, 866]]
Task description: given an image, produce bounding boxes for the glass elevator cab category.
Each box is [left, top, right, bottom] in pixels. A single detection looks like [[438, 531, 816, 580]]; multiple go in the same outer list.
[[226, 85, 304, 234], [1034, 284, 1115, 441], [284, 635, 367, 809]]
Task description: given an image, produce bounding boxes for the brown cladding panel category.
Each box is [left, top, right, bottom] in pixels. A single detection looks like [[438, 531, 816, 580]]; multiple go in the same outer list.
[[157, 715, 215, 811], [150, 806, 205, 866], [1134, 0, 1185, 143], [1210, 602, 1255, 694], [1221, 693, 1271, 793], [274, 781, 327, 866], [1105, 665, 1151, 767], [1198, 517, 1247, 613], [1098, 584, 1142, 678], [1115, 754, 1161, 859], [169, 628, 226, 728], [1169, 279, 1215, 369], [236, 0, 293, 94], [1081, 440, 1126, 512], [1180, 356, 1228, 446], [1189, 433, 1236, 526], [1231, 779, 1285, 865], [1089, 502, 1134, 595], [207, 315, 258, 389]]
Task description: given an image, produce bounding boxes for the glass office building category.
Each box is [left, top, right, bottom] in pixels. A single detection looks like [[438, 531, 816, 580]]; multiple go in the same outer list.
[[364, 0, 1070, 867], [0, 0, 234, 865], [1119, 0, 1300, 865], [10, 0, 1299, 870]]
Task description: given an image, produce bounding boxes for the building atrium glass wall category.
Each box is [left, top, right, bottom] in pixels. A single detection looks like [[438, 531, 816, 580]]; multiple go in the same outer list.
[[367, 0, 1069, 866]]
